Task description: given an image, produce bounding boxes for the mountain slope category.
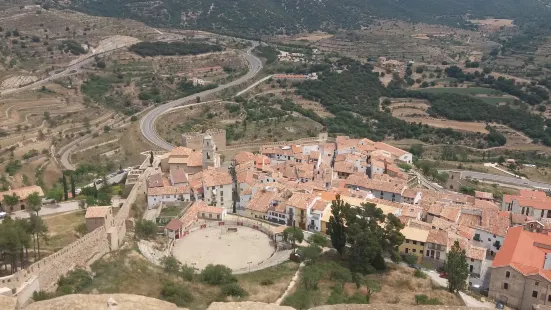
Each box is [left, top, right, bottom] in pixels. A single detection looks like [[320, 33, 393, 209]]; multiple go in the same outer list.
[[67, 0, 551, 36]]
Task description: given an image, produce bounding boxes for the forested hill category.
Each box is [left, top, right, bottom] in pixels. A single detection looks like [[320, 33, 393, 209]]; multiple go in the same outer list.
[[66, 0, 550, 36]]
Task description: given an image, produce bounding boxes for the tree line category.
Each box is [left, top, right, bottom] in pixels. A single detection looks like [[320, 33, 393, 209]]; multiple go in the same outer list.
[[129, 41, 223, 57]]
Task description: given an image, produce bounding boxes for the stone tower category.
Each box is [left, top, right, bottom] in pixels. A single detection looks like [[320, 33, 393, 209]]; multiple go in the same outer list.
[[202, 134, 217, 169]]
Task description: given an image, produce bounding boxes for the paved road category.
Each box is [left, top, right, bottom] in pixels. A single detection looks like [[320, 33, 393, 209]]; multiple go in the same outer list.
[[12, 201, 80, 219], [140, 43, 263, 150], [441, 170, 551, 191], [426, 270, 494, 308]]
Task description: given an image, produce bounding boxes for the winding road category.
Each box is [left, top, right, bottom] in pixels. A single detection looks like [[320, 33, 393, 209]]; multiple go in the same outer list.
[[140, 43, 263, 150], [440, 169, 551, 190]]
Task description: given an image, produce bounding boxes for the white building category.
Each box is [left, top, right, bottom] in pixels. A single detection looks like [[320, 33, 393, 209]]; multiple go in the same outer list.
[[147, 185, 192, 209]]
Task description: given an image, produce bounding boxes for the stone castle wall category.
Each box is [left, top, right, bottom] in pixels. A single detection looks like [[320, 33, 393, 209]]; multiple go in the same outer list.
[[181, 129, 226, 151]]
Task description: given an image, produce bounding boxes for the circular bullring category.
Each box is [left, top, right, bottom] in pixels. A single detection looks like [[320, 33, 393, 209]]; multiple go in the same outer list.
[[172, 223, 277, 272]]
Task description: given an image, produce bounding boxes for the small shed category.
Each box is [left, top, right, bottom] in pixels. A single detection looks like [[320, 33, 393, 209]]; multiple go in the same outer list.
[[197, 206, 227, 221], [165, 219, 184, 239]]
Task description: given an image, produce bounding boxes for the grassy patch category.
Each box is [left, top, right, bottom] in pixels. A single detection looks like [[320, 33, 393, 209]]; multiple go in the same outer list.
[[42, 211, 85, 253], [159, 205, 185, 217], [84, 247, 298, 309]]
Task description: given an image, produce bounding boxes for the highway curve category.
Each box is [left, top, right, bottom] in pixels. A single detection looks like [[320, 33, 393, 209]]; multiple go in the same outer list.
[[140, 43, 263, 150]]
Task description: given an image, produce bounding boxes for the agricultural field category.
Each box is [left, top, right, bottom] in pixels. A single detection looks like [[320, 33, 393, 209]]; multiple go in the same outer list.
[[305, 20, 495, 64]]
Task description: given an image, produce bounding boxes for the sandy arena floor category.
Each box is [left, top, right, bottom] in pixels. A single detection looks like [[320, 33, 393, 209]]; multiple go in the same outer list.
[[172, 226, 275, 270]]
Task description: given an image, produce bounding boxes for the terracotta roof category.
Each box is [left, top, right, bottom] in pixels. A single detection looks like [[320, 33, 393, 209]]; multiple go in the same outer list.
[[0, 185, 44, 200], [475, 191, 493, 200], [85, 206, 110, 219], [440, 207, 461, 223], [180, 200, 207, 228], [401, 226, 429, 242], [511, 213, 531, 225], [457, 225, 475, 240], [168, 157, 189, 164], [504, 190, 547, 204], [169, 147, 193, 157], [187, 152, 203, 167], [493, 226, 551, 281], [430, 217, 455, 230], [203, 168, 232, 187], [198, 205, 225, 214], [427, 229, 448, 245], [467, 244, 486, 261], [514, 198, 551, 210], [165, 219, 183, 231], [246, 190, 278, 213], [287, 192, 316, 210], [237, 170, 257, 186], [234, 151, 255, 165], [147, 185, 190, 196], [170, 169, 188, 184], [148, 174, 164, 188], [408, 219, 432, 230], [334, 161, 356, 174], [374, 142, 409, 157], [402, 189, 418, 199], [345, 174, 405, 194], [458, 213, 481, 228], [312, 199, 327, 212]]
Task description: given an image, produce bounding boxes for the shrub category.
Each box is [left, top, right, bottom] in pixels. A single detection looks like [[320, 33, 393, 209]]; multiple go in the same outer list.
[[415, 294, 443, 305], [135, 219, 158, 239], [403, 253, 418, 266], [301, 265, 322, 290], [161, 256, 181, 273], [282, 287, 314, 310], [130, 115, 138, 122], [220, 283, 248, 297], [260, 279, 274, 286], [200, 264, 236, 285], [32, 290, 55, 301], [414, 269, 427, 279], [180, 264, 195, 281], [160, 281, 194, 307], [57, 268, 93, 294]]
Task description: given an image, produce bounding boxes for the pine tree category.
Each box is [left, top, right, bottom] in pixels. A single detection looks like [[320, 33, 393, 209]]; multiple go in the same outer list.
[[62, 174, 68, 201], [70, 174, 76, 198], [327, 195, 349, 257], [445, 240, 469, 293], [149, 151, 154, 166]]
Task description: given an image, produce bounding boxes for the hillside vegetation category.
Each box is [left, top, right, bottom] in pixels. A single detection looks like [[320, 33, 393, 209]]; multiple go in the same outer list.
[[129, 41, 223, 57], [66, 0, 551, 36]]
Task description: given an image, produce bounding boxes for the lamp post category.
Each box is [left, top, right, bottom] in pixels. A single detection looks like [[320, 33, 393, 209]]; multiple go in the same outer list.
[[247, 261, 252, 273]]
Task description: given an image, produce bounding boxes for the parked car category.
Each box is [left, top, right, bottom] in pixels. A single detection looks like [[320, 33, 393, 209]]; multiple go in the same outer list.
[[439, 272, 448, 278]]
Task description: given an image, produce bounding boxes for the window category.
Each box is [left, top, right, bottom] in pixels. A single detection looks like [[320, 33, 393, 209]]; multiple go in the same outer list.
[[533, 291, 538, 298], [488, 238, 491, 242], [503, 283, 509, 290], [471, 258, 474, 262], [505, 271, 510, 278], [405, 248, 409, 253], [547, 295, 551, 302], [536, 281, 540, 286], [413, 241, 417, 245], [405, 240, 410, 243], [420, 242, 425, 246], [412, 249, 416, 253], [420, 250, 423, 254]]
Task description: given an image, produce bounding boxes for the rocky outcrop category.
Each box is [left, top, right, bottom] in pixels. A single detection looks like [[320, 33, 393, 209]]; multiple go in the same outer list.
[[24, 294, 189, 310], [18, 294, 488, 310]]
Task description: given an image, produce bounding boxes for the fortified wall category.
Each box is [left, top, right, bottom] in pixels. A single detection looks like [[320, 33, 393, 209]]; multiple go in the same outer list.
[[0, 166, 148, 306]]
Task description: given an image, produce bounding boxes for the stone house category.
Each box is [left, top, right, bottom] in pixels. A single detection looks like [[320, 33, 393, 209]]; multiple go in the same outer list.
[[201, 168, 233, 210], [399, 226, 429, 263], [147, 185, 192, 209], [0, 185, 44, 212], [489, 226, 551, 310], [85, 206, 114, 233], [423, 229, 448, 265]]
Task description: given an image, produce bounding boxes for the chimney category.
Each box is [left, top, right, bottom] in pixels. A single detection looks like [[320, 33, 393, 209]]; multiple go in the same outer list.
[[545, 253, 551, 270]]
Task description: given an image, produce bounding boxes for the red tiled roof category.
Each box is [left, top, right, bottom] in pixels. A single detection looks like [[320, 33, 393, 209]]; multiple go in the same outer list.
[[427, 229, 448, 245], [170, 169, 188, 184], [165, 219, 183, 231], [493, 226, 551, 281], [148, 173, 164, 188]]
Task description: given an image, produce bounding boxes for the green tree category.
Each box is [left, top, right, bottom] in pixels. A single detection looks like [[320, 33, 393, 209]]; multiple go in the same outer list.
[[161, 256, 181, 273], [149, 151, 154, 166], [3, 193, 20, 213], [46, 187, 63, 202], [75, 223, 88, 236], [70, 174, 76, 198], [29, 214, 48, 260], [200, 264, 236, 285], [27, 192, 42, 215], [62, 174, 68, 201], [135, 219, 158, 239], [444, 240, 469, 293], [327, 195, 349, 257], [300, 245, 322, 263], [498, 155, 506, 165], [309, 232, 328, 248], [283, 227, 304, 252]]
